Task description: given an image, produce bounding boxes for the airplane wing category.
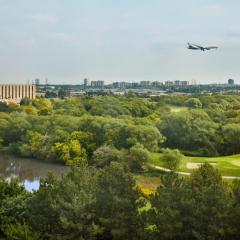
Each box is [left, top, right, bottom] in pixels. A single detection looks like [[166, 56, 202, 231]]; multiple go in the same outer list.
[[205, 46, 218, 50]]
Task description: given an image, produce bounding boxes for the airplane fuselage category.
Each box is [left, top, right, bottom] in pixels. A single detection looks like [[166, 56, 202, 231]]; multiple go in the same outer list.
[[187, 46, 203, 50]]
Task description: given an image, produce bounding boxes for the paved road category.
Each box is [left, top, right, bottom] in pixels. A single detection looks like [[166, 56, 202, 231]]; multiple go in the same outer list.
[[152, 165, 240, 180]]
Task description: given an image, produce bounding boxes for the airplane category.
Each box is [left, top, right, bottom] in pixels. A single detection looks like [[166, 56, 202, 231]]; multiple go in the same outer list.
[[187, 43, 218, 51]]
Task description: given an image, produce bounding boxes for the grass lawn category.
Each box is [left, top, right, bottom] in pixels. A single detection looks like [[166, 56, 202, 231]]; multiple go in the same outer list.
[[150, 152, 240, 177]]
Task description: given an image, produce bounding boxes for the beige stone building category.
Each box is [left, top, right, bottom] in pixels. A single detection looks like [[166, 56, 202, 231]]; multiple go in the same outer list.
[[0, 84, 36, 102]]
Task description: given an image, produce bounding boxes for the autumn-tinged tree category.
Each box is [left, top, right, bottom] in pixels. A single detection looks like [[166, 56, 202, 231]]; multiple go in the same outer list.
[[51, 140, 87, 165]]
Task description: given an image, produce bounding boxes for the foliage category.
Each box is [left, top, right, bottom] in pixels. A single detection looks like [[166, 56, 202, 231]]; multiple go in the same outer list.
[[24, 163, 144, 240], [161, 148, 183, 170], [185, 98, 202, 108], [3, 222, 40, 240], [0, 178, 31, 238], [20, 97, 31, 106], [95, 162, 144, 240], [126, 144, 151, 172], [2, 94, 240, 239], [0, 164, 240, 239], [147, 164, 233, 240], [25, 166, 99, 240], [92, 145, 121, 168], [222, 123, 240, 154], [51, 140, 87, 165], [1, 94, 240, 164], [159, 110, 219, 156], [32, 98, 53, 115]]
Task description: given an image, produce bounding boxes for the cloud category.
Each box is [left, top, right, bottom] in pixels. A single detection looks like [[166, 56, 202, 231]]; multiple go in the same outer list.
[[46, 32, 76, 43], [191, 4, 226, 18], [227, 26, 240, 38], [31, 14, 58, 24]]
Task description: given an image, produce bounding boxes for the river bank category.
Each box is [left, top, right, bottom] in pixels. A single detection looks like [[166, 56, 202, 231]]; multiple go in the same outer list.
[[0, 154, 69, 191]]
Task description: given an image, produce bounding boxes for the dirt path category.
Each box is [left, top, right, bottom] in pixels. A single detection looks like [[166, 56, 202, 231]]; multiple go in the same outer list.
[[152, 165, 240, 180]]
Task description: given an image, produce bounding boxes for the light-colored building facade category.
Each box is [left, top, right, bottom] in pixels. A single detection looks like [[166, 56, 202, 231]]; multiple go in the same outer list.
[[165, 81, 173, 86], [0, 84, 36, 101], [91, 80, 104, 89]]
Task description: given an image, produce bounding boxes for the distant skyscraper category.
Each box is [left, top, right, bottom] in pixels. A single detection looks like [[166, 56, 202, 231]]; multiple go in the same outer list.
[[91, 80, 104, 89], [174, 80, 181, 86], [140, 81, 150, 88], [228, 79, 234, 85], [165, 81, 173, 86], [35, 78, 40, 85], [112, 82, 129, 89], [151, 81, 163, 87], [84, 78, 89, 87], [181, 81, 189, 86], [191, 79, 197, 85]]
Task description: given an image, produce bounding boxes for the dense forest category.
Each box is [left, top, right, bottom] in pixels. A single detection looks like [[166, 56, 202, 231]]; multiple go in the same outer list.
[[1, 94, 240, 166], [1, 163, 240, 239], [1, 94, 240, 239]]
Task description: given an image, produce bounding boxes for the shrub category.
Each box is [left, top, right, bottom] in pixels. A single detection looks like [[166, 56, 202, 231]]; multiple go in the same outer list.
[[161, 149, 183, 170]]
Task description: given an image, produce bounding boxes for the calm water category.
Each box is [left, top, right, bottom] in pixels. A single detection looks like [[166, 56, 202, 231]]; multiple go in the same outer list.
[[0, 154, 69, 191]]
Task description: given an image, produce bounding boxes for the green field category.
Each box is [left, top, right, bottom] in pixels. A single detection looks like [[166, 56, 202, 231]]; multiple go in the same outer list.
[[150, 152, 240, 177]]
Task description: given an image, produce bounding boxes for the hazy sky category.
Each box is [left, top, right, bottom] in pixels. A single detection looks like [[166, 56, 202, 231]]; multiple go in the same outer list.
[[0, 0, 239, 84]]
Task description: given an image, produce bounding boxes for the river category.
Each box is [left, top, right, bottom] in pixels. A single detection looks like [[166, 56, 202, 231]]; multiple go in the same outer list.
[[0, 154, 69, 191]]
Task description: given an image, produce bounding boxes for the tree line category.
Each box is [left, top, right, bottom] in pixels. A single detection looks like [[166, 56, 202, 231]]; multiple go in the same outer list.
[[0, 163, 240, 239], [1, 95, 240, 167]]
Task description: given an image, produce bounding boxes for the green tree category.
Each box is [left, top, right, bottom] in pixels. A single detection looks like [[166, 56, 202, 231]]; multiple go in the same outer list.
[[148, 164, 231, 240], [95, 162, 144, 240], [228, 180, 240, 239], [1, 114, 31, 145], [0, 102, 10, 112], [187, 164, 231, 240], [32, 99, 53, 115], [161, 148, 182, 170], [20, 131, 49, 159], [160, 110, 219, 156], [20, 97, 31, 106], [222, 123, 240, 154], [3, 222, 39, 240], [148, 173, 192, 240], [92, 145, 121, 168], [126, 144, 151, 172], [70, 131, 97, 155], [25, 164, 103, 239], [51, 140, 87, 165], [0, 178, 33, 239], [185, 98, 202, 108]]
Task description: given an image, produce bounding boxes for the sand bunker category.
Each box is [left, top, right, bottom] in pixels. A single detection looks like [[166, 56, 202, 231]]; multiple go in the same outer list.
[[187, 162, 217, 169]]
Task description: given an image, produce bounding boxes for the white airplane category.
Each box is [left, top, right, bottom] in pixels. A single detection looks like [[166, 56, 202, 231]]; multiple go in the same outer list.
[[187, 43, 218, 51]]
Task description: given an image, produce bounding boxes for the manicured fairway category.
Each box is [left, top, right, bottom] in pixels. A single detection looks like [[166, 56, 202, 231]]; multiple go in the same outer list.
[[150, 152, 240, 177]]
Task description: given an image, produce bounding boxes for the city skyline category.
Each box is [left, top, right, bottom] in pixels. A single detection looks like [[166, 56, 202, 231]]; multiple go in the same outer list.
[[0, 0, 239, 84]]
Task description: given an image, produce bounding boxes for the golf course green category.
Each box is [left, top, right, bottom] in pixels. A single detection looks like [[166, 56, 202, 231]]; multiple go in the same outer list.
[[150, 152, 240, 177]]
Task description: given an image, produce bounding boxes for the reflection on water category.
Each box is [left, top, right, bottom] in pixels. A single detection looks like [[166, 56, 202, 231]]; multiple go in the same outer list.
[[0, 154, 69, 191]]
